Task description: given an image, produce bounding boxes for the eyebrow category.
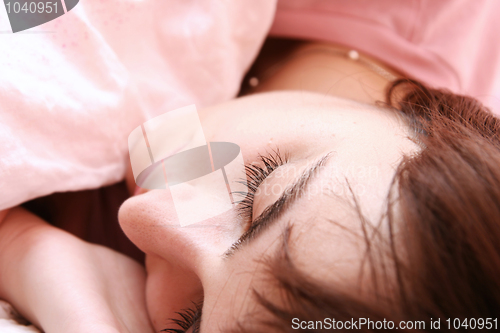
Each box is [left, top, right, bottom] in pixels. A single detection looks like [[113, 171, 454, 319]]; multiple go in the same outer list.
[[223, 152, 332, 258]]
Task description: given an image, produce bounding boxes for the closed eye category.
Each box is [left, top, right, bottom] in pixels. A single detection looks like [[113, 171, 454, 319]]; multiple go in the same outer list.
[[233, 148, 289, 226], [225, 152, 333, 258]]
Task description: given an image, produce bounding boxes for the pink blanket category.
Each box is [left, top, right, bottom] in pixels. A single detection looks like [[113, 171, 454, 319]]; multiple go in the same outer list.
[[0, 0, 276, 210]]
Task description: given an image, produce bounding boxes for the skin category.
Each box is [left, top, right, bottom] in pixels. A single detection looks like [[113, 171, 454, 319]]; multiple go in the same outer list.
[[0, 207, 154, 333], [119, 42, 419, 331]]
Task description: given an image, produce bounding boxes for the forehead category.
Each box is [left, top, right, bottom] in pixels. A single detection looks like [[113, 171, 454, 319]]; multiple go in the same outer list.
[[200, 91, 414, 162], [201, 91, 406, 132]]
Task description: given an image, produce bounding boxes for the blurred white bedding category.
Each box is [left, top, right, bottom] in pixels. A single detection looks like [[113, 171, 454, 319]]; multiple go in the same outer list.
[[0, 300, 41, 332], [0, 0, 276, 210]]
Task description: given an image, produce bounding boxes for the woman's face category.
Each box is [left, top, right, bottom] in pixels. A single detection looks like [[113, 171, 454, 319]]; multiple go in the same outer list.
[[119, 91, 418, 331]]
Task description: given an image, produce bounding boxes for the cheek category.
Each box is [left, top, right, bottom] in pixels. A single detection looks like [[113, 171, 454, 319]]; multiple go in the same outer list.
[[200, 256, 276, 331], [145, 255, 203, 331]]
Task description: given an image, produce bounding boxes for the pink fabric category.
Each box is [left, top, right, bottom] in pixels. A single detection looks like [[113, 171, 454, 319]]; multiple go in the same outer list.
[[270, 0, 500, 114], [0, 0, 276, 210], [3, 0, 499, 210]]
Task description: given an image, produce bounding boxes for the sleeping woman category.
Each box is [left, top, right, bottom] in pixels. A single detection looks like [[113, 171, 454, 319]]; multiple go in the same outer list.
[[1, 1, 500, 332], [119, 40, 500, 332]]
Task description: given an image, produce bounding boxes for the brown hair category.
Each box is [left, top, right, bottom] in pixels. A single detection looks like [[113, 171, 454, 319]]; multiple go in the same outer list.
[[232, 79, 500, 332]]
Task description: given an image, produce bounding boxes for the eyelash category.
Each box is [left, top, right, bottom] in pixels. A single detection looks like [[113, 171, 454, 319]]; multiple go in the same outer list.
[[235, 148, 288, 225], [161, 150, 287, 333], [162, 301, 203, 333]]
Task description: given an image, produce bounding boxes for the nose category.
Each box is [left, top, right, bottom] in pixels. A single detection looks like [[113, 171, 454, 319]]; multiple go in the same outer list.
[[120, 188, 246, 329], [118, 185, 246, 330], [122, 105, 250, 329], [118, 185, 245, 277]]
